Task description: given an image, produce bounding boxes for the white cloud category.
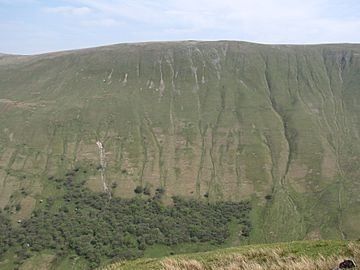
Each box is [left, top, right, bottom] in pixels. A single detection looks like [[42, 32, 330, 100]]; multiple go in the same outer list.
[[81, 18, 120, 27], [66, 0, 360, 43], [44, 6, 92, 16], [74, 0, 169, 23]]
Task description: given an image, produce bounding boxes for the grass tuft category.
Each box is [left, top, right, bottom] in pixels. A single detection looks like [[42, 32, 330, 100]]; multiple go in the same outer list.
[[160, 249, 344, 270]]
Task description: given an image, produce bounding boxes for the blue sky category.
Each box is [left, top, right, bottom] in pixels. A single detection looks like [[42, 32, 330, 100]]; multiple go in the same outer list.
[[1, 0, 360, 54]]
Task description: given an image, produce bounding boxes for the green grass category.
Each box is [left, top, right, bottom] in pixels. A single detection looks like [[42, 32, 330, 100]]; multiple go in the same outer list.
[[102, 240, 360, 270], [49, 254, 89, 270]]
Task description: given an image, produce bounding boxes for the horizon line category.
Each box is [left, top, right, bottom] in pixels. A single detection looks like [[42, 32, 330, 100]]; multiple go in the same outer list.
[[2, 39, 360, 56]]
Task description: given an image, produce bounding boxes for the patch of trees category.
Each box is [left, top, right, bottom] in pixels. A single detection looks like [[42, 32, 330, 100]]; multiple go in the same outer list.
[[1, 169, 251, 268], [0, 212, 14, 257]]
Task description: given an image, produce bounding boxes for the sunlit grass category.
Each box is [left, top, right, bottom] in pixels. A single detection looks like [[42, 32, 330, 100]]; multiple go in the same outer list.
[[99, 241, 360, 270]]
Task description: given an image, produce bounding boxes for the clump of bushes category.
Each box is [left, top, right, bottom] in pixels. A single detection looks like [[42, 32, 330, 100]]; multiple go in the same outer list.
[[0, 213, 14, 257], [0, 168, 252, 268]]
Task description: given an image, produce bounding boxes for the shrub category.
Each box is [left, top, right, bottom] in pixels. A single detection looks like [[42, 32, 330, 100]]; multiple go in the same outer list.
[[143, 185, 151, 196], [15, 204, 21, 212], [134, 186, 143, 194]]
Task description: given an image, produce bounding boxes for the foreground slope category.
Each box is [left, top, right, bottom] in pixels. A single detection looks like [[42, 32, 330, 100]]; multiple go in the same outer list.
[[1, 41, 360, 242], [100, 240, 360, 270]]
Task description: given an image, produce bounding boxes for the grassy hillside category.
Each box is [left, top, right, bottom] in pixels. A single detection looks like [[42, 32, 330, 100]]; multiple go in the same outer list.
[[1, 41, 360, 267], [100, 240, 360, 270]]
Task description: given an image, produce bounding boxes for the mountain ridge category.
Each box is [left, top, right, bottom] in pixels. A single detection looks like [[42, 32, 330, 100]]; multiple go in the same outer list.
[[2, 40, 360, 57]]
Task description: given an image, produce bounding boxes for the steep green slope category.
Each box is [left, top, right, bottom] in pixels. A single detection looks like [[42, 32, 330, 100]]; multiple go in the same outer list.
[[1, 41, 360, 247]]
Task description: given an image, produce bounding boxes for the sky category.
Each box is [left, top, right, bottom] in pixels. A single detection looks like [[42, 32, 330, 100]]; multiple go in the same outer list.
[[1, 0, 360, 54]]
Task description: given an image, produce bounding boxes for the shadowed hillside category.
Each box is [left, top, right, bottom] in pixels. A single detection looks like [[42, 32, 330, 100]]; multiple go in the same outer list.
[[1, 41, 360, 247]]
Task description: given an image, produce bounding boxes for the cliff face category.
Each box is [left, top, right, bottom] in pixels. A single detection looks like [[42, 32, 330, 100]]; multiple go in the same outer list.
[[1, 41, 360, 242]]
